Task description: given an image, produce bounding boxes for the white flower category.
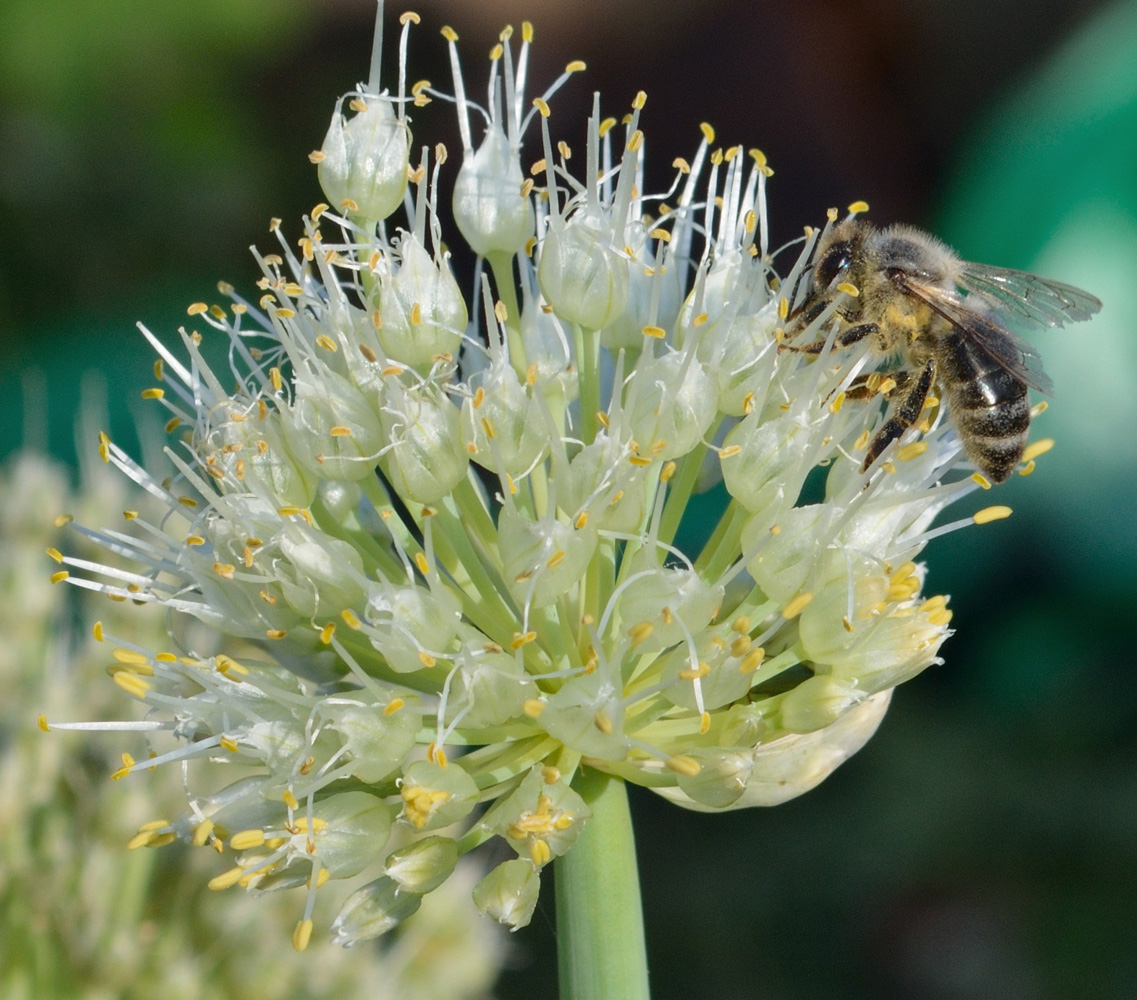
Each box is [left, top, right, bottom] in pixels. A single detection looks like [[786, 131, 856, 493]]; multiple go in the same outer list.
[[50, 5, 1031, 947]]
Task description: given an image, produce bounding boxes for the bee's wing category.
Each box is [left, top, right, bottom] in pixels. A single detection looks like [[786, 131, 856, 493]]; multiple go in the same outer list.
[[896, 275, 1056, 395], [956, 264, 1102, 328]]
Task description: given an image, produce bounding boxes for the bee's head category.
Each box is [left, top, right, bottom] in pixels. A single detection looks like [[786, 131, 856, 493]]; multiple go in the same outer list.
[[812, 220, 868, 292]]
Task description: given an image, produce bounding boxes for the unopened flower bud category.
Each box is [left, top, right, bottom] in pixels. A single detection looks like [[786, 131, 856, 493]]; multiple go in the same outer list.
[[472, 858, 540, 931], [624, 351, 718, 461], [453, 126, 535, 256], [385, 835, 459, 894], [365, 580, 462, 673], [331, 875, 422, 946], [460, 358, 549, 477], [375, 235, 468, 371], [379, 385, 469, 504], [319, 97, 410, 222], [779, 675, 863, 734], [498, 507, 597, 609], [325, 695, 421, 783], [538, 215, 630, 330], [309, 791, 394, 879]]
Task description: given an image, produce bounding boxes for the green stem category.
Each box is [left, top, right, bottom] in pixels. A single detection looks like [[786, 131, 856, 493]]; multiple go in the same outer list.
[[556, 770, 650, 1000]]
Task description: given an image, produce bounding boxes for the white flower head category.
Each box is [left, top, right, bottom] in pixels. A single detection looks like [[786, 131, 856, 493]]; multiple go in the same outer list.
[[50, 3, 1039, 948]]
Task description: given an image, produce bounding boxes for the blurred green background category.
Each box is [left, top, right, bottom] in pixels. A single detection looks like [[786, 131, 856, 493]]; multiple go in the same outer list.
[[2, 0, 1135, 997]]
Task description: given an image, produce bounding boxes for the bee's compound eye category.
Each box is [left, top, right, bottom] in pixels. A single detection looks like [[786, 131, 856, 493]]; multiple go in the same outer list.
[[816, 240, 854, 289]]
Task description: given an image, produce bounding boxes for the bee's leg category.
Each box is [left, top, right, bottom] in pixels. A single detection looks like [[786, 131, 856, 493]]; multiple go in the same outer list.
[[785, 322, 879, 356], [860, 358, 936, 472], [843, 367, 915, 402]]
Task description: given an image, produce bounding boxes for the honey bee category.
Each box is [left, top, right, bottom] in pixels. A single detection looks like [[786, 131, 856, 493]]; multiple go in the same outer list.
[[789, 218, 1101, 482]]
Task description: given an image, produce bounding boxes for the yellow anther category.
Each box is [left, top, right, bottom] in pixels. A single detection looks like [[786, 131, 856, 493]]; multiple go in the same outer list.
[[973, 505, 1012, 525], [828, 390, 847, 415], [511, 631, 537, 650], [192, 819, 215, 846], [533, 97, 551, 117], [1031, 400, 1048, 417], [596, 410, 610, 428], [699, 122, 715, 143], [418, 651, 436, 668], [718, 444, 742, 459], [665, 755, 702, 777], [219, 736, 239, 752], [266, 629, 287, 640], [522, 698, 546, 718], [414, 551, 430, 576], [530, 838, 552, 867], [848, 200, 869, 214], [628, 622, 654, 645], [230, 829, 266, 851], [837, 281, 860, 297], [186, 302, 208, 316], [319, 623, 335, 644], [546, 550, 566, 570], [896, 441, 927, 462], [541, 766, 561, 784], [566, 59, 587, 73], [890, 562, 917, 585], [213, 562, 235, 579], [208, 867, 246, 891], [522, 21, 534, 42], [126, 829, 158, 850], [381, 698, 405, 717], [827, 207, 839, 222], [399, 11, 421, 25], [113, 672, 151, 698], [1019, 459, 1037, 476], [593, 711, 613, 735], [341, 609, 362, 629], [292, 918, 314, 953], [92, 621, 105, 642], [971, 472, 992, 489], [282, 789, 299, 809], [329, 425, 352, 437], [574, 510, 589, 530], [557, 139, 572, 160], [730, 634, 752, 658], [628, 129, 644, 153], [876, 377, 897, 396], [928, 608, 953, 627], [783, 592, 814, 619], [887, 580, 920, 603], [440, 24, 458, 42], [678, 662, 711, 681], [642, 325, 666, 339], [1021, 438, 1054, 463]]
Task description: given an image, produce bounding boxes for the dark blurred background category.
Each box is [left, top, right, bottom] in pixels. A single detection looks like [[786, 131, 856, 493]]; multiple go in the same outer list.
[[3, 1, 1136, 997]]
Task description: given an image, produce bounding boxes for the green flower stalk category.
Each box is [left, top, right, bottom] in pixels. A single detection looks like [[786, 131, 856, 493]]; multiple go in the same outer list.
[[47, 2, 1042, 968]]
